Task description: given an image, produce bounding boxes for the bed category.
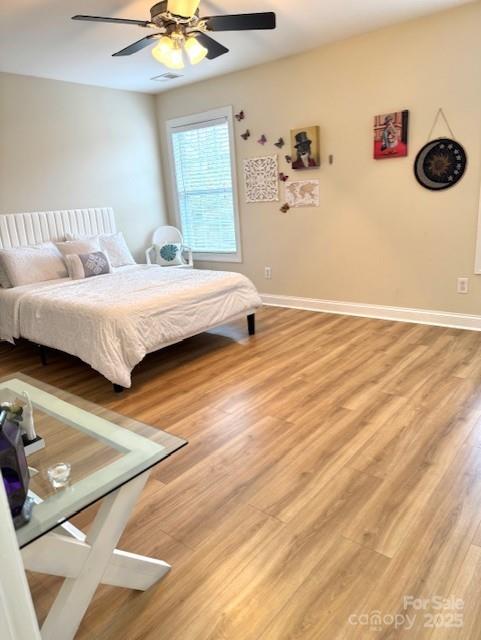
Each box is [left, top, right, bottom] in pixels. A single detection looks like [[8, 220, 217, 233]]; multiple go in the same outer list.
[[0, 208, 261, 390]]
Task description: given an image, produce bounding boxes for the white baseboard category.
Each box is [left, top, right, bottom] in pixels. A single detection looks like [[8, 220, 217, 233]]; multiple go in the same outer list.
[[260, 294, 481, 332]]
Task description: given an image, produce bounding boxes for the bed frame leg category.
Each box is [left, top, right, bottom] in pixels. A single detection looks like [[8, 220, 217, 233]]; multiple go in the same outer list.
[[247, 313, 256, 336], [39, 345, 48, 366], [113, 384, 125, 394]]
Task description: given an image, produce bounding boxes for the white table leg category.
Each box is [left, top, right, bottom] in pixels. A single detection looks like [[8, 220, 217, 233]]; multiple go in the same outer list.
[[0, 482, 41, 640], [30, 471, 164, 640], [22, 533, 171, 591]]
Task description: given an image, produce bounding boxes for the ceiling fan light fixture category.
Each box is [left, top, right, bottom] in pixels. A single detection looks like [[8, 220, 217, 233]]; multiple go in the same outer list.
[[169, 44, 185, 69], [184, 36, 208, 65], [167, 0, 200, 18], [152, 35, 184, 69], [158, 37, 185, 69], [151, 35, 174, 63]]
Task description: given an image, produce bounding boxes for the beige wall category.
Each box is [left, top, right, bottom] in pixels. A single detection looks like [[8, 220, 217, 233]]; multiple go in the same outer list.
[[0, 73, 167, 259], [156, 2, 481, 315]]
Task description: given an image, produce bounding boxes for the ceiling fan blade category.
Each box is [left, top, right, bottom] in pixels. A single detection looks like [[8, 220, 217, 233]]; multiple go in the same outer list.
[[112, 34, 159, 57], [194, 33, 229, 60], [72, 15, 153, 28], [204, 12, 276, 32]]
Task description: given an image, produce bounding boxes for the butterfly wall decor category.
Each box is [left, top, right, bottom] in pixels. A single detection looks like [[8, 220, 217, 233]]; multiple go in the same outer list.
[[280, 203, 290, 213], [241, 129, 250, 140], [274, 138, 285, 149], [285, 155, 292, 164], [258, 134, 267, 145], [235, 110, 245, 122], [279, 172, 289, 182]]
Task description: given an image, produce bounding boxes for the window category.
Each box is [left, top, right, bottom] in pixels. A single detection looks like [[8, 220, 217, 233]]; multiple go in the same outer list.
[[167, 107, 241, 262]]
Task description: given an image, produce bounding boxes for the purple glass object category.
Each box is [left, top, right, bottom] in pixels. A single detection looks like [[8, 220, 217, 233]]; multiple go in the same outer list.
[[0, 409, 31, 527]]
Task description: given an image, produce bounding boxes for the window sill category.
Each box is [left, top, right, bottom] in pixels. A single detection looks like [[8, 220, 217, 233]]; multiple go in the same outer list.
[[193, 252, 242, 264]]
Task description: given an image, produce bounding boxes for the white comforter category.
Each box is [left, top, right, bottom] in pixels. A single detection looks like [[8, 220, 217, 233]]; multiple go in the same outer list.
[[0, 266, 261, 387]]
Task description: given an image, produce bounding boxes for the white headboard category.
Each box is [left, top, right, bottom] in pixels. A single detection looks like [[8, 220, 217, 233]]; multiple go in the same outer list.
[[0, 207, 116, 249]]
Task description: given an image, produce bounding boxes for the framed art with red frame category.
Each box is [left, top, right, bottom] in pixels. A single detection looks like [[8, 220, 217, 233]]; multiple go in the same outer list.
[[373, 110, 409, 159]]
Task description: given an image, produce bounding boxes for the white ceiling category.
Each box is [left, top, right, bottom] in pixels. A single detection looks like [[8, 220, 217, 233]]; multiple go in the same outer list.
[[0, 0, 474, 94]]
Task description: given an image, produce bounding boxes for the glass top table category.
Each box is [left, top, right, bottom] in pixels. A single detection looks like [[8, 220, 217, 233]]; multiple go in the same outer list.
[[0, 373, 187, 549]]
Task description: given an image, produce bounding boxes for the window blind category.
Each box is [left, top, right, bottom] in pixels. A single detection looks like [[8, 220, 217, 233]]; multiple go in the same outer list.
[[171, 118, 237, 254]]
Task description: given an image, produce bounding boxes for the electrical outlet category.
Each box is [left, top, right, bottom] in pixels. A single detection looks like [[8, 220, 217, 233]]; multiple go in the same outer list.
[[264, 266, 272, 280], [457, 277, 469, 294]]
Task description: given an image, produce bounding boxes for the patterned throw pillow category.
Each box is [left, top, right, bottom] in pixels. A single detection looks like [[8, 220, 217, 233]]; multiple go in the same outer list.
[[156, 243, 184, 266], [80, 252, 111, 276], [65, 252, 111, 280]]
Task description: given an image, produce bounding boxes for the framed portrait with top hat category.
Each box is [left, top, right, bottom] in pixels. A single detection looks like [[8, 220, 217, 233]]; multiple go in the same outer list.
[[290, 126, 320, 170]]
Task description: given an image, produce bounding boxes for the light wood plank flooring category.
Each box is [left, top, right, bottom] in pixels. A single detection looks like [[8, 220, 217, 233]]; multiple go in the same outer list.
[[3, 306, 481, 639]]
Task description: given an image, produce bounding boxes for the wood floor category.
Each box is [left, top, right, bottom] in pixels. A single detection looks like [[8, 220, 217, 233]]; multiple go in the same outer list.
[[3, 306, 481, 639]]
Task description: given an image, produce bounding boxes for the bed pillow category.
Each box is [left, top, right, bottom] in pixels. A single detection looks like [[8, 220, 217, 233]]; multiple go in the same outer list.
[[65, 251, 112, 280], [0, 242, 68, 287], [100, 232, 136, 268], [155, 243, 185, 266], [65, 231, 136, 268], [56, 238, 101, 259]]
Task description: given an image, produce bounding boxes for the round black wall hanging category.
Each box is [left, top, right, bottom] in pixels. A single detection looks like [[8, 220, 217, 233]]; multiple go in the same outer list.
[[414, 138, 467, 191]]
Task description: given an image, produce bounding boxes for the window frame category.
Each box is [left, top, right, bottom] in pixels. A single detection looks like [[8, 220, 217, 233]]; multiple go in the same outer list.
[[166, 105, 242, 263]]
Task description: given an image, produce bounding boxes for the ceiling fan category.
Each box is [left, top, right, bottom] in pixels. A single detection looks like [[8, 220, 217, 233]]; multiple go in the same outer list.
[[72, 1, 276, 70]]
